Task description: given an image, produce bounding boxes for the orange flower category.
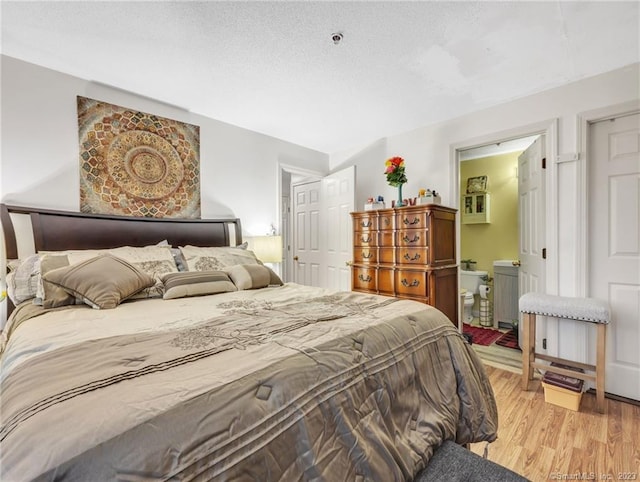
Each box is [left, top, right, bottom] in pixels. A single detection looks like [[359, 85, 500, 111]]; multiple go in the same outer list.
[[384, 156, 407, 187]]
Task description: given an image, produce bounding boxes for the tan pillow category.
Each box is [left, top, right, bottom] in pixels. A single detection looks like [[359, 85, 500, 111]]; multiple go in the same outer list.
[[161, 271, 237, 300], [41, 245, 178, 299], [179, 245, 261, 272], [266, 268, 284, 287], [42, 254, 155, 309], [39, 254, 77, 309], [225, 264, 282, 290]]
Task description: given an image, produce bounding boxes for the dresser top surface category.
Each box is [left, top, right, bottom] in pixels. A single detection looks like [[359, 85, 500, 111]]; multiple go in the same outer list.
[[351, 204, 457, 216]]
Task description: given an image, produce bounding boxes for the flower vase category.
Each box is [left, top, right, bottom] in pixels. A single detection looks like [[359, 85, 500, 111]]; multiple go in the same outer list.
[[396, 184, 405, 207]]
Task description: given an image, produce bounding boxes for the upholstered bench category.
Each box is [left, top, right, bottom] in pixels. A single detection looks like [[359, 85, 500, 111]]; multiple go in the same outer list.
[[519, 292, 610, 413]]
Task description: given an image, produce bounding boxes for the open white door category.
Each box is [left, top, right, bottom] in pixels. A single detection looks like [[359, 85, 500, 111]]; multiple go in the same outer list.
[[322, 166, 355, 291], [518, 136, 546, 346], [292, 166, 355, 289], [588, 112, 640, 401]]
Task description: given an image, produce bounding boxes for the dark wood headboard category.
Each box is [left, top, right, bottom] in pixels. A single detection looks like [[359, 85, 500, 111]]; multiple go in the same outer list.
[[1, 203, 242, 315], [1, 204, 242, 259]]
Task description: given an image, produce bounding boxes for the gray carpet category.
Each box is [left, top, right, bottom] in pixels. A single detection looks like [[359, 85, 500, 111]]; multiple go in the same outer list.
[[414, 441, 529, 481]]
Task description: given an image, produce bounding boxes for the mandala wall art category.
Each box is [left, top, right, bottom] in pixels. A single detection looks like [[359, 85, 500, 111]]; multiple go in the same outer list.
[[77, 96, 201, 218]]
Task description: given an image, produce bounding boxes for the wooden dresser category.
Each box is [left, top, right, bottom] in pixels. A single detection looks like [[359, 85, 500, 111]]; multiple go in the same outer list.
[[351, 204, 458, 325]]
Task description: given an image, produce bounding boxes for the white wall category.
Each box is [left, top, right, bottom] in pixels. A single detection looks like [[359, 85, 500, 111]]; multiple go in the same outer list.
[[331, 63, 640, 295], [0, 55, 329, 238], [332, 63, 639, 204]]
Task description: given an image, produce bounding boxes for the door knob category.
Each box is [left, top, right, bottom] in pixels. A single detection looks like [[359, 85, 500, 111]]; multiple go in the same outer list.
[[293, 256, 299, 261]]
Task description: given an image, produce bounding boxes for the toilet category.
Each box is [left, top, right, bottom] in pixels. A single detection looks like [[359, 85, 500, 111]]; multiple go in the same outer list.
[[460, 269, 489, 323]]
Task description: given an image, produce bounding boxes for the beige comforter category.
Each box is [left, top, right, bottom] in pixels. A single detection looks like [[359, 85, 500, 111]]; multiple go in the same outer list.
[[0, 283, 497, 481]]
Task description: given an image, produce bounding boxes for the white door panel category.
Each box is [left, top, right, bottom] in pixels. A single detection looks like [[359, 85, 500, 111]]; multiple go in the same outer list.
[[292, 166, 355, 290], [518, 136, 546, 347], [589, 112, 640, 401], [293, 181, 322, 287], [322, 166, 355, 291]]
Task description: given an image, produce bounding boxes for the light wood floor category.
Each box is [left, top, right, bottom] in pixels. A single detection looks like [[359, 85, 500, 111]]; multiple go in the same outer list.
[[470, 366, 640, 481]]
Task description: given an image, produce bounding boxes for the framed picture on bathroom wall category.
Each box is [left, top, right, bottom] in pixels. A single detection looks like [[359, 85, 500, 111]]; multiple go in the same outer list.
[[466, 175, 487, 194]]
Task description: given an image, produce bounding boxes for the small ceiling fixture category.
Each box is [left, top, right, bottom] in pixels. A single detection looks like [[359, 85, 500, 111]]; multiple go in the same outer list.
[[331, 32, 343, 45]]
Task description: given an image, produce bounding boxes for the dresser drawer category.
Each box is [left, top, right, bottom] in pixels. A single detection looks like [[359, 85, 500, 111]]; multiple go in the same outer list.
[[396, 211, 428, 230], [397, 229, 428, 247], [395, 269, 428, 297], [353, 214, 377, 232], [352, 267, 377, 291], [378, 247, 395, 264], [354, 231, 377, 247], [378, 212, 394, 230], [397, 247, 429, 265], [379, 231, 394, 247], [377, 268, 394, 295], [354, 247, 377, 264]]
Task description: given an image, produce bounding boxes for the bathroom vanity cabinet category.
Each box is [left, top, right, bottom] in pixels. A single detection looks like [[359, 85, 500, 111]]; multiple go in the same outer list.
[[351, 204, 458, 326], [493, 263, 519, 329]]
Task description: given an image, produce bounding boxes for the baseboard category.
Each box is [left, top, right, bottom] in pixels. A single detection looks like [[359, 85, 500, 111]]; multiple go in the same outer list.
[[585, 388, 640, 407]]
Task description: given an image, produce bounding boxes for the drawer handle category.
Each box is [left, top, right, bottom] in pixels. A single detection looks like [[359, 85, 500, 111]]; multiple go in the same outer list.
[[361, 235, 371, 243], [401, 278, 420, 287], [403, 217, 420, 225], [361, 220, 372, 228], [402, 234, 420, 243], [362, 251, 373, 259], [359, 274, 372, 283], [403, 252, 421, 261]]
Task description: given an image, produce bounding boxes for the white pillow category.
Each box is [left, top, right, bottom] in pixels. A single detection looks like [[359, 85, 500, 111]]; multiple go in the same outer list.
[[6, 254, 40, 304]]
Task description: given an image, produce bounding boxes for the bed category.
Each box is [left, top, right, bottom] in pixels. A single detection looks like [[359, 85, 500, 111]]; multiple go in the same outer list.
[[0, 203, 498, 481]]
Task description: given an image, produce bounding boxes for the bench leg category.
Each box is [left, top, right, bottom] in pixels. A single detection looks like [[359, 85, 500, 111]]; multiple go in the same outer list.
[[596, 323, 606, 413], [521, 313, 535, 390]]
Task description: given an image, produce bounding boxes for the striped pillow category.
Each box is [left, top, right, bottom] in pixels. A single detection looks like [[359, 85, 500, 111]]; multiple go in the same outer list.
[[161, 271, 237, 300], [225, 264, 283, 290]]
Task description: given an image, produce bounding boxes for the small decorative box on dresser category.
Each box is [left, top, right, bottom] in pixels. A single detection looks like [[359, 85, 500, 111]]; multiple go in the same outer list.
[[351, 204, 459, 325]]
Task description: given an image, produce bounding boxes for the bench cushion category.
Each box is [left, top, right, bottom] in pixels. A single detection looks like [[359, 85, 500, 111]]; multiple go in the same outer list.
[[519, 293, 609, 324], [415, 441, 528, 481]]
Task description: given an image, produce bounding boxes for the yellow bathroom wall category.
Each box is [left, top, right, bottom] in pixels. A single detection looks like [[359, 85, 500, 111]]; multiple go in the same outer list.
[[460, 151, 519, 278]]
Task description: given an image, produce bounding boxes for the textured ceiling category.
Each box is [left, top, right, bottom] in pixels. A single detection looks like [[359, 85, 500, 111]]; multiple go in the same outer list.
[[1, 1, 638, 153]]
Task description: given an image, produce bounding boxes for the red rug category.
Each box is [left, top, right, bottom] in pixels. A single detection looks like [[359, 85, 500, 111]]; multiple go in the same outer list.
[[462, 324, 503, 346], [495, 329, 521, 351]]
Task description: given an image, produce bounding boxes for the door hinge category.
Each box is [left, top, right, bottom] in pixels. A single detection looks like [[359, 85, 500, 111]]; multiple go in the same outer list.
[[542, 248, 547, 259], [542, 157, 546, 169]]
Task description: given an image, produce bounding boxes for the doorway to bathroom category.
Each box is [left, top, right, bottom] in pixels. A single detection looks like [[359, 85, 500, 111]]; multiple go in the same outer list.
[[456, 133, 545, 372]]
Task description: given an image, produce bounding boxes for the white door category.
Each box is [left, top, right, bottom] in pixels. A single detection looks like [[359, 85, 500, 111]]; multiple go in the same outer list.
[[518, 136, 546, 346], [322, 166, 355, 291], [280, 187, 291, 281], [292, 167, 356, 289], [293, 181, 322, 287], [588, 112, 640, 401]]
